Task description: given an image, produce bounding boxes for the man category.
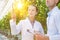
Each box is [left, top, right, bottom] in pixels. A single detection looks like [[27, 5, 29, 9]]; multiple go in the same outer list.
[[35, 0, 60, 40], [46, 0, 60, 40]]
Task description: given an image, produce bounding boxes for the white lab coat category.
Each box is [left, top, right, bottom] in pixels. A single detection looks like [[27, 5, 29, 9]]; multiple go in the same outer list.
[[10, 17, 44, 40], [47, 6, 60, 40]]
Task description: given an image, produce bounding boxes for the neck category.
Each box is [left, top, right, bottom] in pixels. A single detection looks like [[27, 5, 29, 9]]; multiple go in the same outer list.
[[28, 16, 35, 23], [49, 5, 56, 11]]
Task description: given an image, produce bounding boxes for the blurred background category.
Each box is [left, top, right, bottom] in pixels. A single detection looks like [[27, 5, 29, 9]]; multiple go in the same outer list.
[[0, 0, 60, 40]]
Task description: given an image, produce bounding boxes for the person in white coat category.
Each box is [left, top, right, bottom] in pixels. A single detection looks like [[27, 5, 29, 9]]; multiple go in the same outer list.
[[10, 5, 44, 40]]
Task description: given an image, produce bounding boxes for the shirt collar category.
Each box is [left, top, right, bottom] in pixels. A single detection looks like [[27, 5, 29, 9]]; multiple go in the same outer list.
[[48, 6, 59, 17], [26, 17, 36, 23], [26, 17, 36, 27]]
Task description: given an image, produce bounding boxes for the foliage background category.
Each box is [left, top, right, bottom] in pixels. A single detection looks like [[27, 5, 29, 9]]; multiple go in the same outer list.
[[0, 0, 60, 40]]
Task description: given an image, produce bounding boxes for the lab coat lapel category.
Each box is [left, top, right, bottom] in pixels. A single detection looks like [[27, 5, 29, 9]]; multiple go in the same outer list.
[[25, 18, 35, 33], [26, 18, 33, 28]]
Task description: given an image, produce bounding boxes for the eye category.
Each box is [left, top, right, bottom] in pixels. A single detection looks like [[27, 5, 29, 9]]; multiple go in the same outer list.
[[28, 9, 31, 11], [32, 9, 35, 11]]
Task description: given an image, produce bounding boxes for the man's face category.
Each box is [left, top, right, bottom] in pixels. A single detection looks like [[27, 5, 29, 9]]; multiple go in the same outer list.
[[46, 0, 55, 7]]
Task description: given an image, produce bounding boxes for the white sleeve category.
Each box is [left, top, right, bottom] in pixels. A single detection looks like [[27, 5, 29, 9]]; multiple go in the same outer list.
[[39, 23, 44, 35], [50, 12, 60, 40], [55, 12, 60, 34], [10, 19, 22, 35], [49, 35, 60, 40], [45, 34, 60, 40]]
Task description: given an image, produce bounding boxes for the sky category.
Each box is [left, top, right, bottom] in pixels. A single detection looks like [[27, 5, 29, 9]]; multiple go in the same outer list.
[[0, 0, 13, 19]]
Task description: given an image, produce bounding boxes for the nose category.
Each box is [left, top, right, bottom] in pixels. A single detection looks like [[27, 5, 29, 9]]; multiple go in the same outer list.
[[29, 10, 32, 14]]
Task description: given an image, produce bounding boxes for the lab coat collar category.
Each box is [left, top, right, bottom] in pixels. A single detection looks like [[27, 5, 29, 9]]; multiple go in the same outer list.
[[25, 17, 36, 27], [26, 17, 36, 23]]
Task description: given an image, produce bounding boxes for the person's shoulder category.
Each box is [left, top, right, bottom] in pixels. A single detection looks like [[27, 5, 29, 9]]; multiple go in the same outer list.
[[52, 9, 60, 17], [19, 19, 25, 24], [55, 10, 60, 16], [35, 20, 42, 25]]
